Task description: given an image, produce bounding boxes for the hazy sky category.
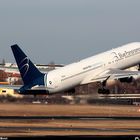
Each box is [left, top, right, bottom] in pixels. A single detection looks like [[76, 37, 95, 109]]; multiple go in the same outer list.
[[0, 0, 140, 65]]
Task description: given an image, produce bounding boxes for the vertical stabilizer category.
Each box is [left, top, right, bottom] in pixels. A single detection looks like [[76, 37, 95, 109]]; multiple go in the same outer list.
[[11, 44, 44, 86]]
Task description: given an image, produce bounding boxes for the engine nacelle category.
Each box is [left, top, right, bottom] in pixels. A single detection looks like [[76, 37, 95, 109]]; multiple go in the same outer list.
[[106, 79, 116, 86], [132, 75, 140, 80], [119, 76, 133, 83]]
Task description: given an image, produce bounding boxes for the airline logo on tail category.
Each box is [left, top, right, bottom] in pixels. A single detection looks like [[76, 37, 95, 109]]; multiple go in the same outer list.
[[11, 44, 46, 94], [19, 57, 29, 78]]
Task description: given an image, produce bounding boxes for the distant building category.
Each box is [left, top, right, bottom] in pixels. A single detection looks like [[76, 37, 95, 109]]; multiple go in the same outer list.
[[0, 62, 64, 85]]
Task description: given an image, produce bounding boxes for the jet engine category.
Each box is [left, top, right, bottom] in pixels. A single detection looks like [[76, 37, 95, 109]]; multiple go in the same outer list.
[[119, 76, 133, 83], [106, 79, 117, 86]]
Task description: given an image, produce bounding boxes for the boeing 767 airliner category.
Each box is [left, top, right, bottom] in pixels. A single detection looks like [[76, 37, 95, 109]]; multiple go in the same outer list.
[[11, 42, 140, 95]]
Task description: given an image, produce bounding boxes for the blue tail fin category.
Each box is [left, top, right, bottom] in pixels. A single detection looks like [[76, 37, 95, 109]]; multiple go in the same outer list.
[[11, 44, 44, 86]]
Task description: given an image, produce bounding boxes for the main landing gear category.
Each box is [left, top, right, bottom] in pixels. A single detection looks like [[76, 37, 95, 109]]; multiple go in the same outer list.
[[98, 76, 110, 94], [138, 64, 140, 71], [98, 88, 110, 94]]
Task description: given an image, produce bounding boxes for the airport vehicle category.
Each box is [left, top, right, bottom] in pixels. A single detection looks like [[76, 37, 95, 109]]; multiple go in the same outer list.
[[0, 88, 23, 98], [11, 42, 140, 95]]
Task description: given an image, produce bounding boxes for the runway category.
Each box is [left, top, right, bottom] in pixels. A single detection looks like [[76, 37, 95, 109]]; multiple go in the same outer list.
[[1, 125, 140, 133], [1, 117, 140, 136], [0, 104, 140, 136]]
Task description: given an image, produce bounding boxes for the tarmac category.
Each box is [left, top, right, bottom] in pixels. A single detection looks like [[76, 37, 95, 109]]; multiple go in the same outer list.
[[0, 103, 140, 137]]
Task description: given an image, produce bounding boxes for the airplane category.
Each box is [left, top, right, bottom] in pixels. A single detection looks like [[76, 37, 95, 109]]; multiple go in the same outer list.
[[10, 42, 140, 95]]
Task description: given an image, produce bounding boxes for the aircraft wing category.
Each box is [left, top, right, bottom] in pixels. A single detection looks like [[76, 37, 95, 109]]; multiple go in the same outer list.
[[80, 68, 140, 85]]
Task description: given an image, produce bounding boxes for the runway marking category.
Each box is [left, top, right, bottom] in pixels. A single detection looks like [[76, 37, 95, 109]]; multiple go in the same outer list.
[[0, 126, 140, 133], [0, 116, 140, 120]]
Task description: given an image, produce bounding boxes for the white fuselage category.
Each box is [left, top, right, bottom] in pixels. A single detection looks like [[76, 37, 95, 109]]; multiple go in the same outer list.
[[46, 42, 140, 93]]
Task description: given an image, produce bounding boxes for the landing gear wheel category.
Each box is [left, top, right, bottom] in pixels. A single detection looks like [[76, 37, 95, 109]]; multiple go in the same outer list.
[[98, 88, 110, 94]]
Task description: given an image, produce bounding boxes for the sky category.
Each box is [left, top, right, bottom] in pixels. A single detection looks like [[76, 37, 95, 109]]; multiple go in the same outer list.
[[0, 0, 140, 65]]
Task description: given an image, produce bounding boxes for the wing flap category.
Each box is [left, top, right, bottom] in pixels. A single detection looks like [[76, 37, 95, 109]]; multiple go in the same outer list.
[[80, 68, 140, 85]]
